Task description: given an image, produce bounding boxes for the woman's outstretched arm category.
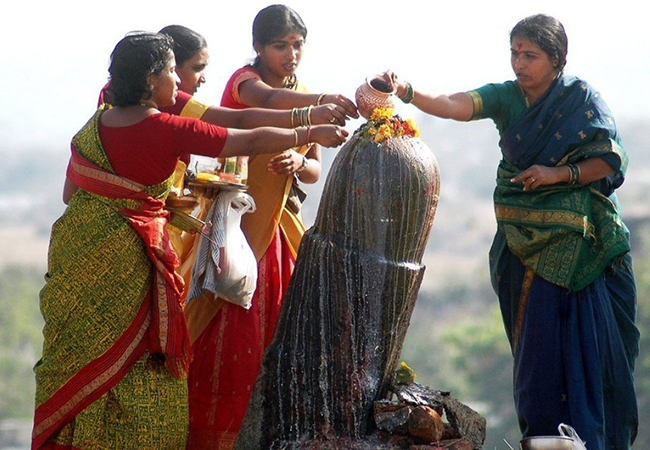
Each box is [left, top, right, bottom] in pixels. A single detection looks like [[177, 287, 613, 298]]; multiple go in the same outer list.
[[384, 70, 474, 121]]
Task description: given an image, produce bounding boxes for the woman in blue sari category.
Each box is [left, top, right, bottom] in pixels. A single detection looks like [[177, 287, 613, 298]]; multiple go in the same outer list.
[[383, 14, 638, 450]]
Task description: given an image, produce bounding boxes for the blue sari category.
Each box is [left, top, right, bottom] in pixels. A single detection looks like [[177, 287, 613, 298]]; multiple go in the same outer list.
[[470, 75, 639, 450]]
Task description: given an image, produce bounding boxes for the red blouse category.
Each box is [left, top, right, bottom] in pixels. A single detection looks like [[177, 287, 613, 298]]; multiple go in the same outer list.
[[220, 66, 261, 109], [99, 113, 228, 185]]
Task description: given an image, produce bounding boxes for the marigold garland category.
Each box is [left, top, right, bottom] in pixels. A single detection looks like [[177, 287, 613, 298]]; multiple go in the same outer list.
[[357, 107, 420, 144]]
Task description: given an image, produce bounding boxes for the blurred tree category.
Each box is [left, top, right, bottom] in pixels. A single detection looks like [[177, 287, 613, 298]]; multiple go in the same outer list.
[[0, 265, 44, 420], [631, 233, 650, 449]]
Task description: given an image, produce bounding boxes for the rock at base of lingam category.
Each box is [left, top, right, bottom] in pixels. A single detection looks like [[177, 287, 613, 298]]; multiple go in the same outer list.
[[235, 123, 440, 450], [373, 382, 486, 450]]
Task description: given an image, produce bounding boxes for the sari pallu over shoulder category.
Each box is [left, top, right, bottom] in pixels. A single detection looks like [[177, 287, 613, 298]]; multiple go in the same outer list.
[[499, 75, 626, 186], [494, 75, 630, 291], [32, 108, 190, 449]]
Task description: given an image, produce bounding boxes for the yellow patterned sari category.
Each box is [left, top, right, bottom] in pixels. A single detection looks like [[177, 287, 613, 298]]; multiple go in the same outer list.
[[33, 107, 190, 450]]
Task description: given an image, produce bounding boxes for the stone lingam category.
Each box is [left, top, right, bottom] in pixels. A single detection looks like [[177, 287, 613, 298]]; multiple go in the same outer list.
[[235, 108, 441, 450]]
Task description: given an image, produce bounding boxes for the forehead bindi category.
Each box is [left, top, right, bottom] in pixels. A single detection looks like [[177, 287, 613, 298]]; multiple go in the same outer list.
[[273, 33, 304, 45], [511, 38, 541, 55]]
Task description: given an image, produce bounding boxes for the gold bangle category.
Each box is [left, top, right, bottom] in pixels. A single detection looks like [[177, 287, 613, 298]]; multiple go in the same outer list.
[[315, 93, 326, 106], [307, 105, 314, 126], [292, 129, 299, 148]]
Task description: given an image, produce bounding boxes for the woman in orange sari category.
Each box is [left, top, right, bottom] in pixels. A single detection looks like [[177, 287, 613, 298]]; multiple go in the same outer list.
[[149, 25, 355, 263], [32, 31, 347, 450], [186, 5, 358, 448]]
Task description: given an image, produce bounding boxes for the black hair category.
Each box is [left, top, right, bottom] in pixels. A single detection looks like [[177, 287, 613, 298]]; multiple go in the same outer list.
[[251, 4, 307, 69], [107, 32, 174, 107], [159, 25, 207, 67], [510, 14, 568, 71]]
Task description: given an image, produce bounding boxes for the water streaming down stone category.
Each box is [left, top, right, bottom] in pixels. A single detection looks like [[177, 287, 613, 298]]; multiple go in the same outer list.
[[235, 132, 441, 450]]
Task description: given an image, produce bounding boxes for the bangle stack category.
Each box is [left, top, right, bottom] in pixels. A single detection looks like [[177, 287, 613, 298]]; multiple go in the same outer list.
[[291, 106, 314, 128], [398, 82, 414, 104], [315, 93, 326, 106], [567, 163, 581, 185]]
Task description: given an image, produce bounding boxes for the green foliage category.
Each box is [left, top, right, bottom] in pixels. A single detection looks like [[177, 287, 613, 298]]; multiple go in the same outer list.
[[402, 290, 520, 448], [441, 306, 517, 426], [0, 265, 44, 420]]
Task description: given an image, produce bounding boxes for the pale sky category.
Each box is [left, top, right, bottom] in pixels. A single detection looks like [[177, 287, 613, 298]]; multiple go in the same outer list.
[[1, 0, 647, 151]]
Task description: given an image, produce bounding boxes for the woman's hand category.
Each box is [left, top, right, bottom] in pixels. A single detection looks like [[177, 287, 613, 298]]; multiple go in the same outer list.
[[311, 103, 351, 125], [267, 149, 305, 175], [321, 94, 359, 119], [380, 70, 406, 98], [309, 124, 349, 148], [511, 165, 569, 191]]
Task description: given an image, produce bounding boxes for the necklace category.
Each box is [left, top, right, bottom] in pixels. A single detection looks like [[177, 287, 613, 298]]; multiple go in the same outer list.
[[284, 74, 297, 90]]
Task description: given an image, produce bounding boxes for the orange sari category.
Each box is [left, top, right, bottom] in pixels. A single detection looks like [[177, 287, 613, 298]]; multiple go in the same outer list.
[[185, 66, 309, 449]]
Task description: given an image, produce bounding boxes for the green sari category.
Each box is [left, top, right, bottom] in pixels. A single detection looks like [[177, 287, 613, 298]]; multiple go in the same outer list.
[[33, 107, 189, 449], [470, 75, 638, 449]]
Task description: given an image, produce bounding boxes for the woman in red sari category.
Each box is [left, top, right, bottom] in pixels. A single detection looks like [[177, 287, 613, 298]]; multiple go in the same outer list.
[[32, 31, 347, 450], [186, 5, 358, 448]]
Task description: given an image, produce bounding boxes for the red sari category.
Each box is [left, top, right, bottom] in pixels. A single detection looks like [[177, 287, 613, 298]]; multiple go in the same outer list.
[[186, 66, 309, 448]]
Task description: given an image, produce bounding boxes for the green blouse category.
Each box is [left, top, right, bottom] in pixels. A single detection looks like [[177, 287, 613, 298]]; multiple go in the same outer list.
[[468, 81, 527, 137]]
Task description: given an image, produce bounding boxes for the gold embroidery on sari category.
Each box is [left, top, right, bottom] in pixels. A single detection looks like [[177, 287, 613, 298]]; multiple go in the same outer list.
[[513, 268, 535, 350]]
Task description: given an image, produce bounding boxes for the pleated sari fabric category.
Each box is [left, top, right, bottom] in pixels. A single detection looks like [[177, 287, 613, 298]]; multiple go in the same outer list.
[[33, 107, 191, 450]]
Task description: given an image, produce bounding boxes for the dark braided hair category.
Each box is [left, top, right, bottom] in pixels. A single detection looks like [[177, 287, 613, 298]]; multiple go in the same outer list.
[[107, 32, 174, 107], [510, 14, 568, 72]]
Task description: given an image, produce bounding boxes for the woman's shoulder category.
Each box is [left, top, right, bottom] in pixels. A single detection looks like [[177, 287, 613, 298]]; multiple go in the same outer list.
[[470, 79, 518, 95], [152, 112, 227, 133], [467, 80, 521, 110], [222, 65, 262, 108], [469, 80, 523, 118], [558, 74, 606, 105], [225, 65, 261, 84]]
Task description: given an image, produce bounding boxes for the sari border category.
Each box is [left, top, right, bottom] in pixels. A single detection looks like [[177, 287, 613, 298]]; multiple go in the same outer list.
[[467, 90, 483, 121], [180, 97, 210, 120], [513, 268, 535, 350], [495, 204, 593, 235], [32, 301, 150, 449], [231, 69, 262, 105]]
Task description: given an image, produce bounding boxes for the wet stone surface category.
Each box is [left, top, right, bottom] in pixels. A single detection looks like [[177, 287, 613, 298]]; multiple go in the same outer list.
[[235, 135, 441, 450]]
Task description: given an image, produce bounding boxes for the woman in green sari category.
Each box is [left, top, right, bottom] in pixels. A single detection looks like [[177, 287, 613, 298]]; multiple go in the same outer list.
[[384, 14, 638, 450], [32, 32, 347, 450]]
